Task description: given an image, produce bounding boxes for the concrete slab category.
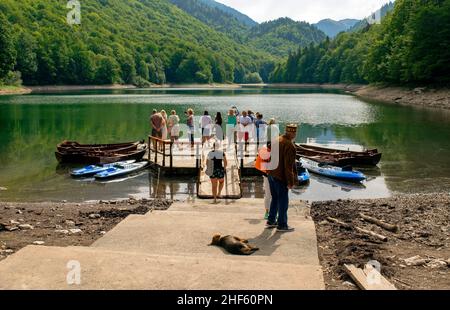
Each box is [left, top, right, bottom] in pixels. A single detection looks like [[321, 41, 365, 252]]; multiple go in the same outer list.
[[0, 246, 324, 290], [168, 199, 311, 219], [93, 211, 320, 266]]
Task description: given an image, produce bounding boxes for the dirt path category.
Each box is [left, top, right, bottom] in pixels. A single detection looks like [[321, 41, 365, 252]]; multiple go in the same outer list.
[[311, 193, 450, 290]]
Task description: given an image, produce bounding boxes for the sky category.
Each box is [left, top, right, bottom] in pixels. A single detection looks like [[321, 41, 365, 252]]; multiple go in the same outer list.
[[215, 0, 392, 24]]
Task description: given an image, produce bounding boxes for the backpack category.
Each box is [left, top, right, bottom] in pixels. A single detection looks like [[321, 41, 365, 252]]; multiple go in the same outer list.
[[205, 155, 214, 177]]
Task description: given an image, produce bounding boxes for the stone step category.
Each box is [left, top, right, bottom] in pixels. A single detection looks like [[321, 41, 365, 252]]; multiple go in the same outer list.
[[93, 211, 320, 266], [167, 199, 310, 219], [0, 245, 324, 290]]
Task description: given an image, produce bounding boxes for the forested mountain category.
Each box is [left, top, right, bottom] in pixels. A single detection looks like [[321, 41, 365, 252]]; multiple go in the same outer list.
[[170, 1, 328, 57], [167, 0, 251, 42], [196, 0, 257, 27], [0, 0, 273, 86], [270, 0, 450, 85], [246, 18, 327, 57], [315, 19, 359, 38]]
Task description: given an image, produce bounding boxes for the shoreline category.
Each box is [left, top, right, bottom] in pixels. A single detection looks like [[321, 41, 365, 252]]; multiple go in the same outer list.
[[2, 83, 450, 111], [0, 86, 32, 95], [354, 85, 450, 110]]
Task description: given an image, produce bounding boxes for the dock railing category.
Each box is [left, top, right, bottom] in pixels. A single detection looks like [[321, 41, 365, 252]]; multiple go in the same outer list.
[[148, 135, 202, 171]]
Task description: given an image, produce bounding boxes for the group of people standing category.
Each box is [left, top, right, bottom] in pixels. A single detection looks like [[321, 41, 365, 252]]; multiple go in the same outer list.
[[150, 109, 181, 143], [150, 107, 298, 232]]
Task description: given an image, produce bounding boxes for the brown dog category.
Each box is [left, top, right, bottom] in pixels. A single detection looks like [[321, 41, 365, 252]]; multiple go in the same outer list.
[[209, 234, 259, 255]]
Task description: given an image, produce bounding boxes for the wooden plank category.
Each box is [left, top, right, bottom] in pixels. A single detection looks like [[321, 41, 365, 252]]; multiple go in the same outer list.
[[344, 264, 397, 290]]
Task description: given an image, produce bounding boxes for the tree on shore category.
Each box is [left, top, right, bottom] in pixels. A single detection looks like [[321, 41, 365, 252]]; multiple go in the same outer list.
[[0, 13, 16, 81]]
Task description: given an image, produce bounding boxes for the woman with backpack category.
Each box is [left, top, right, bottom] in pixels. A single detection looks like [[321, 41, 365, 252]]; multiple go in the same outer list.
[[206, 141, 227, 204]]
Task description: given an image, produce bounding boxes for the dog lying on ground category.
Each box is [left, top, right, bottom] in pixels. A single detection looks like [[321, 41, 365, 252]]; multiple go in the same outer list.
[[209, 234, 259, 255]]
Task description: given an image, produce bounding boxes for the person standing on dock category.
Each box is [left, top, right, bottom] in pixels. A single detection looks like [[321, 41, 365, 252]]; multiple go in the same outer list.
[[206, 141, 228, 204], [186, 109, 195, 148], [168, 110, 180, 144], [214, 112, 224, 142], [266, 124, 298, 232], [226, 109, 237, 148], [200, 111, 213, 146], [150, 109, 163, 141]]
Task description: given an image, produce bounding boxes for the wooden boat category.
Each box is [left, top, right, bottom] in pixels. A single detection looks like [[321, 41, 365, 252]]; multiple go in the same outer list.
[[296, 144, 382, 166], [56, 144, 147, 164], [57, 140, 143, 152]]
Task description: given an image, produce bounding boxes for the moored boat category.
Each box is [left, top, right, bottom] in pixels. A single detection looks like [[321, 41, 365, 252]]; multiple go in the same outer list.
[[300, 157, 366, 183], [56, 144, 147, 164], [296, 144, 382, 166], [94, 161, 149, 179], [70, 160, 136, 177], [57, 140, 143, 152]]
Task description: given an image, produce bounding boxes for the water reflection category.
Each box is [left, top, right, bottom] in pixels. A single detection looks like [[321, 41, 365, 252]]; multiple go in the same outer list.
[[0, 88, 449, 202]]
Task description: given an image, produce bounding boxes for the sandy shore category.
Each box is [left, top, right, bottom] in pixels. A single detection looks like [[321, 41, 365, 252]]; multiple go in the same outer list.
[[0, 86, 31, 95], [354, 85, 450, 110], [0, 198, 172, 261], [311, 193, 450, 290]]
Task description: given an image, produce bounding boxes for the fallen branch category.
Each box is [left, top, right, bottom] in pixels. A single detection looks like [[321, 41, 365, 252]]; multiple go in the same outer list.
[[327, 217, 388, 242], [355, 227, 388, 242], [360, 213, 399, 232], [326, 217, 352, 229]]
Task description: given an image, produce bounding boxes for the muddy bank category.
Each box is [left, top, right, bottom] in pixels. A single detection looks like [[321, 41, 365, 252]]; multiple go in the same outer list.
[[0, 198, 172, 261], [311, 193, 450, 290], [355, 85, 450, 110]]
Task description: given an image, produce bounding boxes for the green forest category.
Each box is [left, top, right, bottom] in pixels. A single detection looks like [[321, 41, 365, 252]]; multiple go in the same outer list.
[[0, 0, 274, 86], [0, 0, 449, 87], [270, 0, 450, 85]]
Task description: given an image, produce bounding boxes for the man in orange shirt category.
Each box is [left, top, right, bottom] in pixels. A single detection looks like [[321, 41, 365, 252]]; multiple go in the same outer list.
[[266, 124, 298, 232]]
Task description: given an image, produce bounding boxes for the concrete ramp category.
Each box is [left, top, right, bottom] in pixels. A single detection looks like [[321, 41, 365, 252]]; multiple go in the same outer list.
[[0, 199, 325, 290], [0, 246, 324, 290]]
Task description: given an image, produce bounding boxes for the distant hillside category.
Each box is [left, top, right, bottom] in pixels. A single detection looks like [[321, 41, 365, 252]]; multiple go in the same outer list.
[[0, 0, 272, 86], [168, 0, 251, 42], [246, 18, 327, 57], [315, 19, 359, 38], [196, 0, 257, 27]]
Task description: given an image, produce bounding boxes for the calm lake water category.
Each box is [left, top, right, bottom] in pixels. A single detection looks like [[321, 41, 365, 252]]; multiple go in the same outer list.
[[1, 87, 450, 202]]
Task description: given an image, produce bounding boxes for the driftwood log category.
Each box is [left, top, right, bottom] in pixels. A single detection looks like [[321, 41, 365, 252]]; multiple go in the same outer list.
[[360, 213, 399, 232], [327, 217, 388, 242]]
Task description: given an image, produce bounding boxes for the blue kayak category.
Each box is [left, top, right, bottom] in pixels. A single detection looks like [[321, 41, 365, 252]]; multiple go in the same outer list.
[[298, 167, 310, 185], [300, 158, 366, 183], [94, 161, 148, 179], [71, 160, 135, 177]]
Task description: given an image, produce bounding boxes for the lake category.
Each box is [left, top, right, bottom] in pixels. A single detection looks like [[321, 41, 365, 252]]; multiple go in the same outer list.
[[1, 87, 450, 202]]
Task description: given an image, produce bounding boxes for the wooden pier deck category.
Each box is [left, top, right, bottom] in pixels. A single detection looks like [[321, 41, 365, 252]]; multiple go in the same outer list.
[[146, 137, 259, 200]]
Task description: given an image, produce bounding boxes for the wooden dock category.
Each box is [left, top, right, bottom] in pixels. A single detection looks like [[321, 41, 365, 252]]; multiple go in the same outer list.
[[146, 136, 260, 200]]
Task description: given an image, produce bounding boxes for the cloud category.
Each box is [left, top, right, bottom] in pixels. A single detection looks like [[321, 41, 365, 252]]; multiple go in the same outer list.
[[216, 0, 392, 23]]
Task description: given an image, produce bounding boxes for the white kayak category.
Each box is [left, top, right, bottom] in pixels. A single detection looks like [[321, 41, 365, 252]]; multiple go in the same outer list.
[[94, 161, 148, 179], [300, 157, 366, 183], [71, 160, 136, 177]]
